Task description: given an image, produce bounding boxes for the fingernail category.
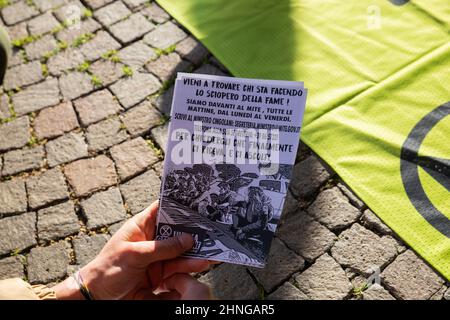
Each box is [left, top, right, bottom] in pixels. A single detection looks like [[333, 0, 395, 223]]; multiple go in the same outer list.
[[178, 233, 194, 250]]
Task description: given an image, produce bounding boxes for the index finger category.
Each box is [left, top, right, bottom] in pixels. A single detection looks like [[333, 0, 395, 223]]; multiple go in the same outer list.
[[149, 258, 211, 288], [161, 274, 212, 300], [132, 200, 160, 239]]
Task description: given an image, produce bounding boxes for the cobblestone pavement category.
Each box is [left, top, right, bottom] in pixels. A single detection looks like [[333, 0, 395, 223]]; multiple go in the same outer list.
[[0, 0, 448, 300]]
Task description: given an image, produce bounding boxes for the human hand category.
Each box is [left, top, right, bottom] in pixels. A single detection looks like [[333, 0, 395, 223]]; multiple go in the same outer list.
[[54, 201, 213, 300]]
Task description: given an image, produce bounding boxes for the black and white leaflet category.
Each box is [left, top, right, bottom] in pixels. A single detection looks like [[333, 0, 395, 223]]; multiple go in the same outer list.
[[156, 73, 307, 268]]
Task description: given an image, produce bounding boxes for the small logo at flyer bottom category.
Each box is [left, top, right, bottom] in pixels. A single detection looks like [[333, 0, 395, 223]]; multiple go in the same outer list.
[[158, 224, 173, 240]]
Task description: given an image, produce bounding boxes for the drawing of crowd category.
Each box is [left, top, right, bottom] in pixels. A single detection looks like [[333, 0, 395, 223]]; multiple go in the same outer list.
[[163, 163, 292, 243]]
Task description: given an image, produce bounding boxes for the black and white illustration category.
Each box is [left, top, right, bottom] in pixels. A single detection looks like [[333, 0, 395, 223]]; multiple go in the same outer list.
[[156, 163, 293, 267]]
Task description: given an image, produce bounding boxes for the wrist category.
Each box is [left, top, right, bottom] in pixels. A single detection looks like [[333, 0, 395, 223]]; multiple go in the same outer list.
[[79, 259, 108, 300], [79, 260, 103, 300], [53, 275, 85, 300], [53, 260, 102, 300]]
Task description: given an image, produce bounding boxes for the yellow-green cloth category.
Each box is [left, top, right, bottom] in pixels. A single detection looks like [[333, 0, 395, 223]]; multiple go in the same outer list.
[[156, 0, 450, 280]]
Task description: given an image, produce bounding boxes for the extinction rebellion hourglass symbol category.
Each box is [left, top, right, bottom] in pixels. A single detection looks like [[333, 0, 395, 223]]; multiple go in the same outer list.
[[400, 102, 450, 237]]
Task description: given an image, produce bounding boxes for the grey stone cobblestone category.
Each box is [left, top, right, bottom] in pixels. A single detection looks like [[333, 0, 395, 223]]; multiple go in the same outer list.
[[74, 89, 122, 126], [295, 253, 352, 300], [28, 12, 61, 36], [0, 179, 28, 216], [81, 187, 127, 229], [176, 36, 209, 65], [278, 190, 299, 226], [123, 0, 147, 10], [444, 288, 450, 300], [53, 1, 86, 22], [24, 35, 58, 61], [277, 210, 336, 262], [198, 264, 259, 300], [26, 167, 69, 210], [267, 282, 309, 300], [4, 61, 43, 91], [143, 21, 187, 49], [55, 18, 101, 44], [118, 41, 157, 70], [361, 209, 393, 235], [141, 3, 170, 24], [0, 116, 30, 152], [6, 22, 28, 41], [46, 131, 88, 167], [85, 0, 115, 10], [150, 122, 168, 151], [290, 155, 331, 199], [119, 169, 160, 214], [0, 212, 36, 255], [34, 0, 67, 12], [12, 78, 60, 116], [109, 13, 154, 44], [79, 30, 121, 61], [331, 223, 399, 275], [249, 238, 305, 292], [89, 59, 124, 86], [1, 1, 39, 25], [94, 1, 131, 26], [34, 101, 80, 140], [381, 250, 445, 300], [337, 182, 365, 210], [146, 52, 191, 82], [307, 187, 361, 231], [194, 63, 226, 76], [430, 285, 447, 300], [86, 116, 128, 152], [0, 94, 11, 120], [0, 256, 25, 280], [73, 233, 109, 266], [151, 161, 163, 178], [27, 241, 70, 284], [47, 48, 85, 77], [1, 145, 45, 176], [362, 284, 395, 300], [151, 85, 173, 115], [59, 71, 94, 101], [120, 100, 161, 136], [64, 155, 117, 197], [110, 72, 161, 109], [110, 137, 159, 180], [37, 200, 79, 241], [9, 51, 26, 68], [108, 219, 127, 235]]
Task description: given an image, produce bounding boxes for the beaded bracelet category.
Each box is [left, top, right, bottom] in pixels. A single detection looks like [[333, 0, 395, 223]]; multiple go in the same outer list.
[[73, 270, 94, 300]]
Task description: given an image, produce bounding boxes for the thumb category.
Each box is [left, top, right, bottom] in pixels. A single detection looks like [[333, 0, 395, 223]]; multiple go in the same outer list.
[[130, 233, 194, 266], [160, 274, 212, 300]]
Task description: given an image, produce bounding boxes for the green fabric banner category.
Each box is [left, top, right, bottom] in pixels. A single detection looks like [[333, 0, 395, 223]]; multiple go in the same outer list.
[[156, 0, 450, 280]]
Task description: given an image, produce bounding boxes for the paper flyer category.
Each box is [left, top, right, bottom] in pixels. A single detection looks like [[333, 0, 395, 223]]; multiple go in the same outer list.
[[156, 73, 307, 267]]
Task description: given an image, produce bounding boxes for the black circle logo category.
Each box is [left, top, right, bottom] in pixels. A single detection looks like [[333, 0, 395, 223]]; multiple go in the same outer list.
[[160, 225, 173, 237], [389, 0, 409, 6], [400, 102, 450, 237]]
